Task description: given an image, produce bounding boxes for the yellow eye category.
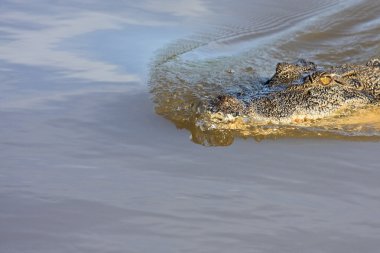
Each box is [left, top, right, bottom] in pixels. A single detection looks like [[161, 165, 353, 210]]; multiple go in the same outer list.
[[320, 76, 332, 85]]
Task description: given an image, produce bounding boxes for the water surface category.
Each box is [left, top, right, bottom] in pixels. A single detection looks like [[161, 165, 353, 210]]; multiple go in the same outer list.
[[1, 0, 380, 252]]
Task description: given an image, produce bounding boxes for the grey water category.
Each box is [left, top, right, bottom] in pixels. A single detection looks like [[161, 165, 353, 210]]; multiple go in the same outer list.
[[1, 0, 380, 252]]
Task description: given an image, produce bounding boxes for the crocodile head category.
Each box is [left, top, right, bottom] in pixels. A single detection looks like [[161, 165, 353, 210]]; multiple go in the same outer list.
[[208, 58, 380, 124]]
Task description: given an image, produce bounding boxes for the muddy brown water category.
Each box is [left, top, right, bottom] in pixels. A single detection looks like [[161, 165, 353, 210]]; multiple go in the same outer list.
[[1, 0, 380, 252]]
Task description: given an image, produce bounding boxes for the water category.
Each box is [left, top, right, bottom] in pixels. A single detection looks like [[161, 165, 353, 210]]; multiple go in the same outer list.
[[1, 0, 380, 252]]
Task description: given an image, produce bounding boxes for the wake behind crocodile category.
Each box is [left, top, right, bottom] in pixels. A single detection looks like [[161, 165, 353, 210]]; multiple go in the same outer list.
[[149, 1, 380, 146]]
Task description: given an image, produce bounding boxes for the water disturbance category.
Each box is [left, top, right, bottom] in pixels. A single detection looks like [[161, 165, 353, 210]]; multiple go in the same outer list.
[[150, 0, 380, 146]]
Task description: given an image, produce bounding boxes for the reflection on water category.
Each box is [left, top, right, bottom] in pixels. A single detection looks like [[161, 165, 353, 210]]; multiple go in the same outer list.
[[150, 0, 380, 146], [0, 11, 143, 82], [0, 0, 199, 109]]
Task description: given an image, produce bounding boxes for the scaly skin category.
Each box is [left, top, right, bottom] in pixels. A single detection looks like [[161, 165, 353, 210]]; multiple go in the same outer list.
[[209, 58, 380, 123]]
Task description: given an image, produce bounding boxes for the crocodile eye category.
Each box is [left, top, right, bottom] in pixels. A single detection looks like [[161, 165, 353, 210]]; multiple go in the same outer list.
[[319, 76, 332, 85]]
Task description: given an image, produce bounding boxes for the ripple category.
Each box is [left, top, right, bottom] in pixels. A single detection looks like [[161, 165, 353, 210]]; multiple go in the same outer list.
[[150, 0, 380, 146]]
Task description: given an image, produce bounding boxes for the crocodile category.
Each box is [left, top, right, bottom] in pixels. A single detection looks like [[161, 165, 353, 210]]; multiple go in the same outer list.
[[207, 58, 380, 124]]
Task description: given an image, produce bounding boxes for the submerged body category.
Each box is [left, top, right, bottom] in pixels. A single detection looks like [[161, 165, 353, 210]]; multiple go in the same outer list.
[[208, 58, 380, 123]]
